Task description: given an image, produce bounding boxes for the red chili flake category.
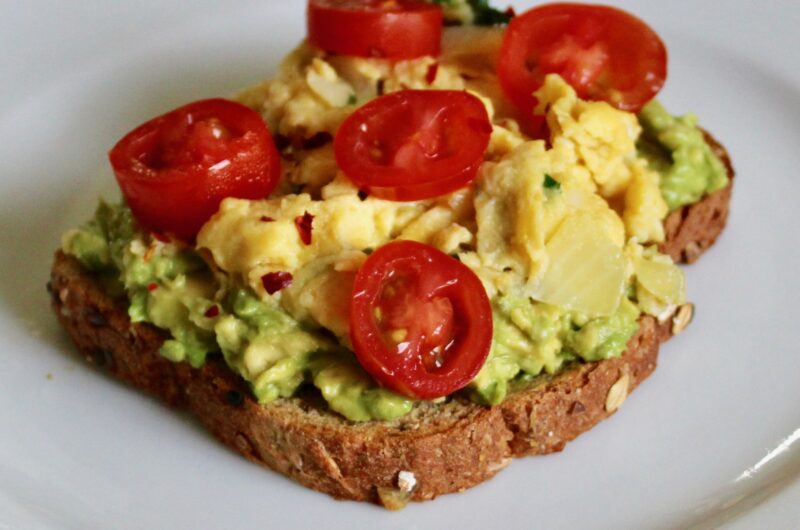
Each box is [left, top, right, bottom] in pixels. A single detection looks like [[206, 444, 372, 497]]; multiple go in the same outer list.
[[261, 272, 293, 295], [426, 62, 439, 85], [204, 305, 220, 318], [260, 216, 275, 223], [147, 283, 158, 292], [294, 211, 315, 246]]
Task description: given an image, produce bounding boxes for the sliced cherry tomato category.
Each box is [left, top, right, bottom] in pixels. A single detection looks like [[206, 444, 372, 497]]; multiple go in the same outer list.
[[334, 90, 492, 201], [498, 3, 667, 127], [307, 0, 443, 59], [109, 98, 281, 241], [350, 240, 493, 400]]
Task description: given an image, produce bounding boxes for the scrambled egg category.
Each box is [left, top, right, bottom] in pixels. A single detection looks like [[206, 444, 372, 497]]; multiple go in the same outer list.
[[200, 31, 675, 335]]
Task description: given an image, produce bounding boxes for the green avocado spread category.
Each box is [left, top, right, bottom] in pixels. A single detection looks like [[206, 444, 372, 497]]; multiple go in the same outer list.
[[63, 201, 647, 422], [637, 100, 729, 211]]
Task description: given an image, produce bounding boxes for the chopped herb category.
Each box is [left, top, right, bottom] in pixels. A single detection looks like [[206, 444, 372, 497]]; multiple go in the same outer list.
[[347, 93, 357, 105], [364, 247, 374, 255], [543, 174, 562, 191], [433, 0, 513, 26], [469, 0, 513, 25]]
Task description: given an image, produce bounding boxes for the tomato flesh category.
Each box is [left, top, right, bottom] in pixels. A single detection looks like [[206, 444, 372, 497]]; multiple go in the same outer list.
[[335, 90, 492, 201], [498, 3, 667, 130], [350, 241, 493, 400], [307, 0, 443, 59], [109, 98, 281, 241]]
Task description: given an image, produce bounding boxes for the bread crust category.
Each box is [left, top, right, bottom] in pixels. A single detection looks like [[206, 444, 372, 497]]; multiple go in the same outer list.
[[659, 130, 735, 263], [50, 251, 669, 506]]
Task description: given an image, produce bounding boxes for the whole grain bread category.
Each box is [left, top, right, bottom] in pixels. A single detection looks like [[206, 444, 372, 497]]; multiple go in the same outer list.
[[50, 251, 670, 507], [48, 134, 733, 507]]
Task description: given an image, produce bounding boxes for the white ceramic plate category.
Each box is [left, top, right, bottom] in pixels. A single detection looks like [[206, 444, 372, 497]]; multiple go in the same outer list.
[[1, 1, 798, 528]]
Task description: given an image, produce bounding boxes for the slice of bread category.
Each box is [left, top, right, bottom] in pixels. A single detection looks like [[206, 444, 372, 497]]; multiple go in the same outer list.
[[48, 134, 733, 508], [49, 251, 669, 506]]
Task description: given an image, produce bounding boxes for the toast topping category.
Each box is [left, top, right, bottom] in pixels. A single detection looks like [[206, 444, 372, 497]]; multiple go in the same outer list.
[[60, 14, 714, 422]]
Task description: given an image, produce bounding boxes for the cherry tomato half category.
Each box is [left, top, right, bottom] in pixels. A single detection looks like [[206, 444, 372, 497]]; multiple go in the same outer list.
[[334, 90, 492, 201], [498, 3, 667, 123], [109, 98, 281, 241], [307, 0, 443, 60], [350, 240, 493, 400]]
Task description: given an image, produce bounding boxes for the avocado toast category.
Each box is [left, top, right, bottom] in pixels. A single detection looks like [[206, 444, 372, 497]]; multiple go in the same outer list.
[[51, 2, 732, 507]]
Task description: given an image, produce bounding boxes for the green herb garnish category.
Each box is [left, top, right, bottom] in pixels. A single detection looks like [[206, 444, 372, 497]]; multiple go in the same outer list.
[[432, 0, 512, 26], [468, 0, 513, 26], [543, 174, 562, 191]]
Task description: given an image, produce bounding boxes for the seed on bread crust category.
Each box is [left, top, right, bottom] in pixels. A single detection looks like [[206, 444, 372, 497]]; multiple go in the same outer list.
[[397, 470, 417, 494], [671, 304, 695, 336], [605, 372, 630, 413], [377, 487, 412, 511]]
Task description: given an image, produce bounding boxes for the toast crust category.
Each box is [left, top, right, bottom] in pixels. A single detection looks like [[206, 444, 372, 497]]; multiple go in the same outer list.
[[50, 251, 667, 505]]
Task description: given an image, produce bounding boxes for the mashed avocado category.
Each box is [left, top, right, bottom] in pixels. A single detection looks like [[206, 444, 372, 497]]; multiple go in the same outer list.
[[63, 201, 217, 367], [637, 100, 729, 211], [64, 201, 648, 422], [470, 296, 640, 405], [63, 202, 413, 421]]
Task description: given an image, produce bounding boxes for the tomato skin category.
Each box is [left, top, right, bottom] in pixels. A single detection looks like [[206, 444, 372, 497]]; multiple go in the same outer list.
[[335, 90, 492, 201], [498, 3, 667, 124], [109, 98, 281, 241], [350, 240, 493, 400], [307, 0, 443, 60]]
